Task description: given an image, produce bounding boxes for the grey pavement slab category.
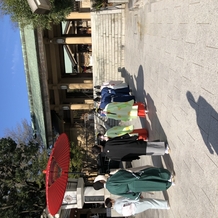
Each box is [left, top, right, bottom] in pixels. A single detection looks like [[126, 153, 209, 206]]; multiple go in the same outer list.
[[121, 1, 218, 217]]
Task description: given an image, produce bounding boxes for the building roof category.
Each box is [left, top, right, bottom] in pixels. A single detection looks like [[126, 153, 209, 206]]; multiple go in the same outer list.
[[20, 24, 52, 148]]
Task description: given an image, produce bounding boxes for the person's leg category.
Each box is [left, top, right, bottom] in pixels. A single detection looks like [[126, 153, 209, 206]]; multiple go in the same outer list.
[[134, 198, 169, 214], [112, 82, 129, 90], [133, 103, 146, 117], [131, 128, 148, 140], [113, 95, 135, 102], [137, 167, 172, 190], [146, 141, 166, 155], [113, 86, 130, 94]]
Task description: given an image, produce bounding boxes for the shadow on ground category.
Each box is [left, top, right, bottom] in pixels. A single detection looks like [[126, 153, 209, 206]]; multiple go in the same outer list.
[[187, 91, 218, 155], [120, 66, 176, 202], [146, 93, 175, 175], [120, 65, 148, 128], [120, 66, 176, 175]]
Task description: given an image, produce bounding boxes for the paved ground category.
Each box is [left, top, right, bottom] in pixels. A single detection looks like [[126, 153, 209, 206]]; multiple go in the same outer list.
[[120, 0, 218, 217]]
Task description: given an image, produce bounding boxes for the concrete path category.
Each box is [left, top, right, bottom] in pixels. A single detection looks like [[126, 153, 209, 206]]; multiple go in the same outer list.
[[121, 1, 218, 217]]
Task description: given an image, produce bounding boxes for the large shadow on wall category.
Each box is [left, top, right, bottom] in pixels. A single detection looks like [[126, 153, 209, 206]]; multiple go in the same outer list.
[[186, 91, 218, 155]]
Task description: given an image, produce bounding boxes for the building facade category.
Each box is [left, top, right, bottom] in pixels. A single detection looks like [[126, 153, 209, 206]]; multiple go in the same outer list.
[[21, 3, 94, 149], [21, 1, 125, 217]]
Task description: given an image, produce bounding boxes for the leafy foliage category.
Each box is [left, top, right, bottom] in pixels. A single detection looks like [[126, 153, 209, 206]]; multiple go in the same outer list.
[[0, 120, 48, 218], [1, 119, 89, 216], [69, 142, 85, 178], [0, 0, 74, 29]]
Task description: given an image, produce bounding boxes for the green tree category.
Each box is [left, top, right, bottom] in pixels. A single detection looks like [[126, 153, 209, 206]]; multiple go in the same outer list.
[[69, 142, 85, 178], [0, 137, 48, 218], [0, 0, 74, 29]]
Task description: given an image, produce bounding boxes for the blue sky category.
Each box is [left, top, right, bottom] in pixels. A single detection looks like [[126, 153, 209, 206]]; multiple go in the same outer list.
[[0, 15, 30, 137]]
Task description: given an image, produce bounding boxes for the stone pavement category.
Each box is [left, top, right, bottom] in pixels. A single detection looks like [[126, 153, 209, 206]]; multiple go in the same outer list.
[[119, 0, 218, 218]]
